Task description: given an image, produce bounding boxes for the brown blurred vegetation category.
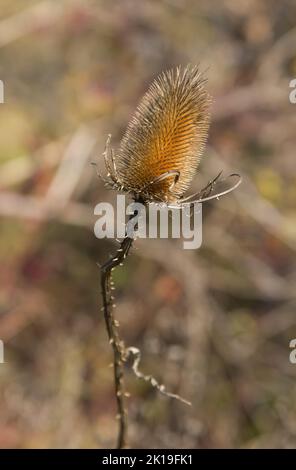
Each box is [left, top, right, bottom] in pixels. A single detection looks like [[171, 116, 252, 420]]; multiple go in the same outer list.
[[0, 0, 296, 449]]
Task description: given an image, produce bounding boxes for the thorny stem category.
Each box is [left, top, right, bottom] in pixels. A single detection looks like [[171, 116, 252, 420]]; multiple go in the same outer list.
[[100, 207, 191, 448], [100, 235, 133, 449]]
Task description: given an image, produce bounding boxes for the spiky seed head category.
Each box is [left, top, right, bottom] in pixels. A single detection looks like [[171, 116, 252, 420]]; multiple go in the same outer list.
[[116, 65, 211, 203]]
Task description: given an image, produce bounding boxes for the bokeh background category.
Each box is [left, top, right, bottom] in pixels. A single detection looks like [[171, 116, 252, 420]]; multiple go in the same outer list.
[[0, 0, 296, 449]]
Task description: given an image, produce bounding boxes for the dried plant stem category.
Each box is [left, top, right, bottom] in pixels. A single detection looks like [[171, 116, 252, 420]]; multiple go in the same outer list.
[[100, 235, 133, 449], [100, 211, 191, 448], [127, 347, 192, 406]]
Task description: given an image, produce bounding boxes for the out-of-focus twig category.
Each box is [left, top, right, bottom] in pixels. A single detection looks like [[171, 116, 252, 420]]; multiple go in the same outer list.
[[257, 26, 296, 82], [213, 83, 287, 120], [45, 126, 97, 210], [0, 191, 92, 227], [205, 146, 296, 252], [0, 1, 64, 48]]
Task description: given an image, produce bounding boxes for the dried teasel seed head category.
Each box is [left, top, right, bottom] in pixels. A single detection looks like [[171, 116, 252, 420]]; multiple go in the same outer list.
[[116, 65, 211, 203]]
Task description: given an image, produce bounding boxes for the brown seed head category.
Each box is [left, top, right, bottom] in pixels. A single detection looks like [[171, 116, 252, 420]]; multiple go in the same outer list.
[[116, 65, 211, 203]]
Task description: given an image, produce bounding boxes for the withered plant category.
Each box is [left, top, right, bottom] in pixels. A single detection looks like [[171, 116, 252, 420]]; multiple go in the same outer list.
[[96, 66, 241, 448]]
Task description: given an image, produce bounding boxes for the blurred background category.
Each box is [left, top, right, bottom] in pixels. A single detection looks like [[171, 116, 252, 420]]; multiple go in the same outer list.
[[0, 0, 296, 449]]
